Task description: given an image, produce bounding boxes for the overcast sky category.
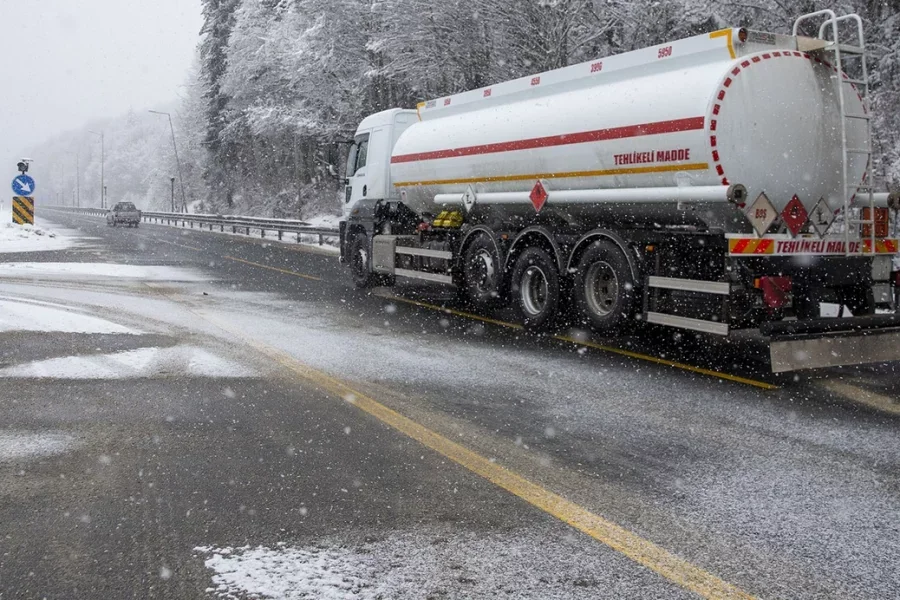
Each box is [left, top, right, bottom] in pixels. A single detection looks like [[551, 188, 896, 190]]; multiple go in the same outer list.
[[0, 0, 203, 185]]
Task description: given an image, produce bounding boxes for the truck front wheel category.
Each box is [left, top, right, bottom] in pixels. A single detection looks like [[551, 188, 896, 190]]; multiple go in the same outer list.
[[462, 234, 505, 308], [349, 231, 377, 288], [510, 247, 560, 331], [572, 240, 636, 332]]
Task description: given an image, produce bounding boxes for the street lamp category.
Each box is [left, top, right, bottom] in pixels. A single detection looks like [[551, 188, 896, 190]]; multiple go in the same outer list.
[[88, 130, 104, 208], [74, 152, 80, 208], [149, 110, 187, 213]]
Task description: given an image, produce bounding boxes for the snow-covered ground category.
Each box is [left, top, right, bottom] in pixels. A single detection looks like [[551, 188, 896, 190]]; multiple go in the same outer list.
[[0, 297, 140, 334], [0, 262, 210, 281], [0, 431, 78, 462], [0, 346, 256, 380]]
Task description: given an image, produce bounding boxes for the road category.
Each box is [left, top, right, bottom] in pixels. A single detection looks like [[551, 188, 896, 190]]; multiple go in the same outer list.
[[0, 209, 898, 599]]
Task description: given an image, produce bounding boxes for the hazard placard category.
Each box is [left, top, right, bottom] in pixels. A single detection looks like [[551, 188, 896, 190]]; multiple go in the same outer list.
[[744, 192, 777, 237], [462, 185, 477, 212], [781, 195, 808, 237], [12, 196, 34, 225], [530, 180, 548, 213], [808, 198, 835, 237]]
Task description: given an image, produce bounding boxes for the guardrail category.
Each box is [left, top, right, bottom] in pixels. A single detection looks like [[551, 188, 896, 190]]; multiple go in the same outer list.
[[47, 206, 340, 246]]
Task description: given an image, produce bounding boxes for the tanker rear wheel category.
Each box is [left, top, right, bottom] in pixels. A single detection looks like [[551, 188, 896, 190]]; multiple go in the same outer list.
[[510, 247, 560, 331], [572, 240, 636, 332]]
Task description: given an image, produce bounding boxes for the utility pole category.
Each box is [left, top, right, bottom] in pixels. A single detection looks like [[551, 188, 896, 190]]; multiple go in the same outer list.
[[88, 130, 104, 208], [170, 177, 175, 212], [149, 110, 188, 213]]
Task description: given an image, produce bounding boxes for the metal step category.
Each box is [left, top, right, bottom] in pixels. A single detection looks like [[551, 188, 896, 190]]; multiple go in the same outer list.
[[849, 219, 875, 225], [846, 148, 872, 154], [841, 78, 867, 85], [843, 114, 871, 120], [647, 276, 730, 296], [645, 312, 729, 336], [394, 268, 454, 285]]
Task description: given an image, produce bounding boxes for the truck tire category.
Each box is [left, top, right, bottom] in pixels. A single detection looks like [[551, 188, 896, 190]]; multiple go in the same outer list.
[[510, 247, 560, 331], [462, 234, 505, 308], [572, 239, 636, 332], [348, 231, 378, 288]]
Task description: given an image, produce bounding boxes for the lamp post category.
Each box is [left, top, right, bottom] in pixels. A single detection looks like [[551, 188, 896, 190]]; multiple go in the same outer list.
[[75, 152, 80, 207], [149, 110, 187, 213], [88, 130, 104, 208]]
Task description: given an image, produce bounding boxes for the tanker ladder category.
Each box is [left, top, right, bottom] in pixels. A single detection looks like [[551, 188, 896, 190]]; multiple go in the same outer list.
[[794, 9, 876, 257]]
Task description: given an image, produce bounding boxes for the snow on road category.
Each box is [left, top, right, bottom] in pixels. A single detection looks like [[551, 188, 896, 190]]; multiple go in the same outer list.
[[0, 298, 139, 334], [0, 346, 256, 380], [195, 528, 666, 600], [0, 262, 210, 281], [0, 431, 78, 462]]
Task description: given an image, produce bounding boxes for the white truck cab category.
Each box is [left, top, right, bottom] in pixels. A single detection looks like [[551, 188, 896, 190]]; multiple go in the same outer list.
[[343, 108, 417, 218]]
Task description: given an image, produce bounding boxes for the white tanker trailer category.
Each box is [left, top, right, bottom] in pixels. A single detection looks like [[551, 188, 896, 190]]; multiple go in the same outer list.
[[339, 9, 900, 373]]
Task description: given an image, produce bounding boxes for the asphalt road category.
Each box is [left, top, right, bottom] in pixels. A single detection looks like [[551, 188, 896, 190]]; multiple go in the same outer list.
[[0, 210, 898, 599]]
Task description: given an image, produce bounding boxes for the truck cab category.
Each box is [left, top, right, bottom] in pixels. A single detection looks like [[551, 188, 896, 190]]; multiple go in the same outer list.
[[343, 108, 417, 218]]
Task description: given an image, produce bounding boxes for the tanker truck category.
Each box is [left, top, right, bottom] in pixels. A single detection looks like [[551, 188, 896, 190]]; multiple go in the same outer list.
[[339, 9, 900, 373]]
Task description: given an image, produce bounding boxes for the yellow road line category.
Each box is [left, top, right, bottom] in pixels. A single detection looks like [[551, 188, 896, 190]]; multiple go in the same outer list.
[[223, 255, 321, 281], [380, 293, 778, 390], [378, 292, 525, 330], [553, 335, 779, 391], [153, 237, 203, 252], [819, 380, 900, 416], [193, 309, 756, 600]]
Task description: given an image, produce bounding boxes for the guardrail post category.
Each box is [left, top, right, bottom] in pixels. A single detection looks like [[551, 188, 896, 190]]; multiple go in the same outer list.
[[220, 225, 224, 232], [278, 230, 283, 241], [318, 234, 323, 246], [246, 227, 250, 235]]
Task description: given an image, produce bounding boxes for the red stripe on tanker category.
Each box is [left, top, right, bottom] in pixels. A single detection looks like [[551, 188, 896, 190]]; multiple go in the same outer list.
[[390, 117, 706, 164]]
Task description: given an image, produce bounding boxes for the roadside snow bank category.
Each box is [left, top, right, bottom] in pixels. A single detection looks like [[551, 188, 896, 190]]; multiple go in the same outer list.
[[0, 222, 74, 253]]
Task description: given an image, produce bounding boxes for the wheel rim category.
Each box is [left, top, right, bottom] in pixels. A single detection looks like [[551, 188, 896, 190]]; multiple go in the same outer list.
[[584, 261, 619, 317], [521, 265, 549, 316], [471, 249, 496, 294]]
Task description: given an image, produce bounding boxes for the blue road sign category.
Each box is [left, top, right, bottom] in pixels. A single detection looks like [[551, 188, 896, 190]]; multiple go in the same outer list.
[[12, 174, 35, 196]]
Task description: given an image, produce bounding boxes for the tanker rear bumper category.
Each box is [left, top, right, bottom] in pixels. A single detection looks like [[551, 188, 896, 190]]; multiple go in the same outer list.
[[763, 315, 900, 373]]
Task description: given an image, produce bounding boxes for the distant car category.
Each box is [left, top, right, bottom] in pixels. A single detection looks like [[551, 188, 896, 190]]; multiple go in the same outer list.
[[107, 202, 142, 228]]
